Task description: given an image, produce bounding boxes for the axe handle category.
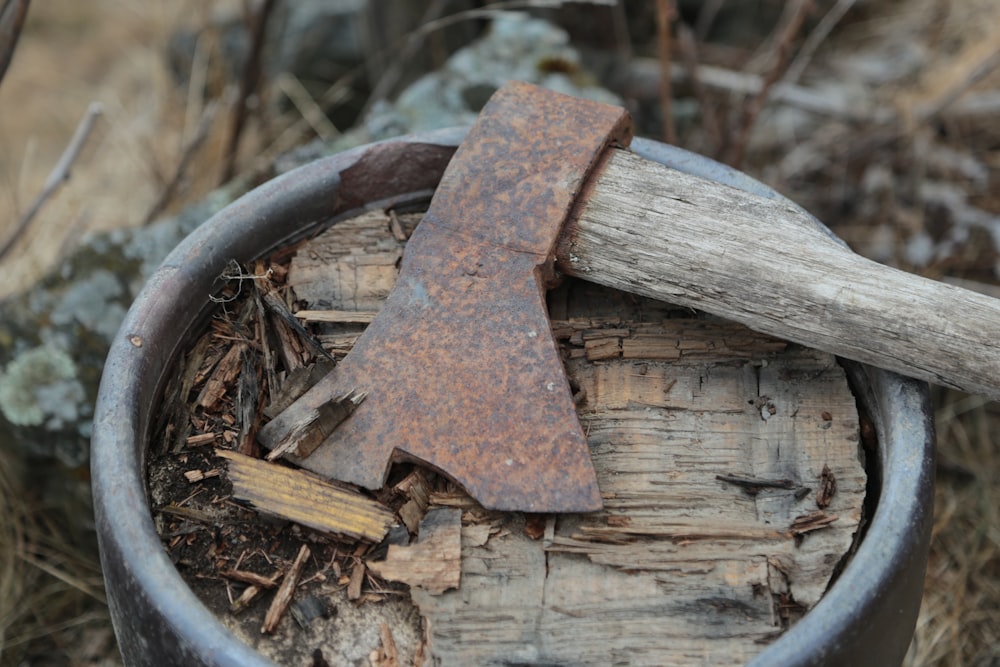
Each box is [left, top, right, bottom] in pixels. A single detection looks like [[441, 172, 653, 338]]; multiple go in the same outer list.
[[562, 148, 1000, 401]]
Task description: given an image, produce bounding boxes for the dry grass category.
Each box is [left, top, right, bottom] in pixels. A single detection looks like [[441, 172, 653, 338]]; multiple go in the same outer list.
[[906, 392, 1000, 667], [0, 449, 115, 666], [0, 0, 240, 300], [0, 0, 998, 665]]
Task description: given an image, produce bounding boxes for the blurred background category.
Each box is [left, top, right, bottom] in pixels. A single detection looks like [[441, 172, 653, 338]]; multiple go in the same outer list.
[[0, 1, 998, 665]]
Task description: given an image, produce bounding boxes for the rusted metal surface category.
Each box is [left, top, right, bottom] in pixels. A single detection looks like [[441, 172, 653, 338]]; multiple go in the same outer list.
[[258, 82, 632, 512]]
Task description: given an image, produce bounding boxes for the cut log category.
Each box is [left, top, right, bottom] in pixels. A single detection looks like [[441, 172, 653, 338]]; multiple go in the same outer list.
[[274, 211, 867, 665]]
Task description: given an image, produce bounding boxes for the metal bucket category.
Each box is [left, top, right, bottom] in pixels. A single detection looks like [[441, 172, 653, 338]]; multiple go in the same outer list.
[[91, 129, 934, 667]]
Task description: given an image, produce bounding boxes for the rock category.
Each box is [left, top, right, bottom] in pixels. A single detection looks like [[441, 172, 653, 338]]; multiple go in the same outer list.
[[0, 187, 239, 467], [167, 1, 479, 136]]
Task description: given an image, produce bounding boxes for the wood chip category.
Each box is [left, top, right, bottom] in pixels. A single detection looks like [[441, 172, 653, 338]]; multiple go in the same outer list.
[[790, 510, 838, 536], [394, 469, 431, 511], [816, 464, 837, 509], [236, 350, 259, 456], [231, 584, 264, 614], [197, 342, 246, 410], [262, 544, 310, 634], [388, 209, 408, 242], [366, 507, 461, 595], [261, 290, 336, 364], [183, 468, 221, 483], [397, 500, 425, 535], [293, 309, 379, 324], [347, 560, 365, 601], [185, 432, 217, 447], [217, 449, 395, 542]]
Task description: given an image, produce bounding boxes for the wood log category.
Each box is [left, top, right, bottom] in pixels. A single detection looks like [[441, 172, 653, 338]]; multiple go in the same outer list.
[[563, 147, 1000, 400], [276, 211, 867, 665]]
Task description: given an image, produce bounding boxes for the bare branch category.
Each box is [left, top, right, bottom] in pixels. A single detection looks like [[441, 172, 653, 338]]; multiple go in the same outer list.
[[362, 0, 616, 114], [784, 0, 856, 86], [143, 102, 218, 226], [723, 0, 813, 167], [0, 102, 103, 262], [0, 0, 29, 90], [676, 22, 723, 152], [219, 0, 277, 184], [654, 0, 677, 144]]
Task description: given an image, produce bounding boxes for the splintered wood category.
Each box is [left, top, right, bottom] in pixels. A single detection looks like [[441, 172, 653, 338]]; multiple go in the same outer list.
[[367, 508, 462, 595], [218, 449, 395, 543], [285, 212, 866, 666]]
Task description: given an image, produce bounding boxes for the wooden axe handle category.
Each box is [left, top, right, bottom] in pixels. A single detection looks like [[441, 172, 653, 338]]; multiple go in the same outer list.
[[562, 148, 1000, 401]]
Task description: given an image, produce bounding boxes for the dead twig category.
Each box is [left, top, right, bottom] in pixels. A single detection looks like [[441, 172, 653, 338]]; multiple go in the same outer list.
[[261, 544, 310, 634], [654, 0, 677, 144], [722, 0, 813, 167], [0, 0, 29, 90], [676, 22, 722, 152], [362, 0, 448, 116], [362, 0, 616, 115], [783, 0, 856, 86], [276, 72, 340, 142], [694, 0, 724, 42], [914, 36, 1000, 124], [143, 102, 218, 225], [0, 102, 103, 262], [220, 0, 277, 184], [621, 57, 878, 123]]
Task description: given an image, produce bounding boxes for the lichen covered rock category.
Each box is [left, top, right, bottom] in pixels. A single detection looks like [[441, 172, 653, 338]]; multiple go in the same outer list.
[[0, 190, 236, 466]]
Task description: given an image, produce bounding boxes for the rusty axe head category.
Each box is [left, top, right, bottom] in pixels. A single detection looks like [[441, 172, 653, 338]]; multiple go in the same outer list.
[[257, 82, 632, 512]]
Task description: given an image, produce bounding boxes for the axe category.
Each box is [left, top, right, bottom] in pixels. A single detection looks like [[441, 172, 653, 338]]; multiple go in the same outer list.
[[258, 81, 1000, 513]]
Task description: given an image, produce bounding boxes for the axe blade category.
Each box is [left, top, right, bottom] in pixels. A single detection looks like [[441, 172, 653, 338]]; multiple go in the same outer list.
[[258, 82, 632, 512]]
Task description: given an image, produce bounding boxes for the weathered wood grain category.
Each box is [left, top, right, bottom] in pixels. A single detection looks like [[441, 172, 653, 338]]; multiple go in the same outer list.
[[564, 147, 1000, 400], [284, 212, 866, 665]]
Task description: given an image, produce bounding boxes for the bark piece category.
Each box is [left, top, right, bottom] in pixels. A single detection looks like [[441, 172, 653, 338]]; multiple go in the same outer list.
[[367, 507, 461, 595], [816, 464, 837, 509]]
